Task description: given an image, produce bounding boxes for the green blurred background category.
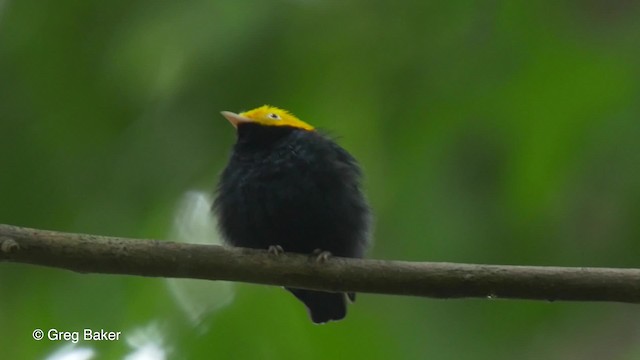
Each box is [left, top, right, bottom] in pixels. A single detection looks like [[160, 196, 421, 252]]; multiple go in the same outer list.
[[2, 1, 640, 359]]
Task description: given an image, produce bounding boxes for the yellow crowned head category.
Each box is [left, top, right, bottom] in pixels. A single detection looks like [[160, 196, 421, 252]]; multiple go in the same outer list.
[[220, 105, 314, 131]]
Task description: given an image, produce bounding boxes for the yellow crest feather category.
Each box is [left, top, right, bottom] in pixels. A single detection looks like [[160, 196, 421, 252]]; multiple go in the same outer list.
[[238, 105, 314, 131]]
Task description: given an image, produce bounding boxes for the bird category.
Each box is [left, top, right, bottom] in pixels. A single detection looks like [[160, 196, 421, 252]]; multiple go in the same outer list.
[[213, 105, 371, 324]]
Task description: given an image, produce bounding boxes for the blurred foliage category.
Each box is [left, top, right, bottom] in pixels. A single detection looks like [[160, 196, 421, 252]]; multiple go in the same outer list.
[[2, 0, 640, 359]]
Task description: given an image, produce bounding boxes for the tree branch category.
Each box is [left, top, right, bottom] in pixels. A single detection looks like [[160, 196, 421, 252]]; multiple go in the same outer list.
[[1, 223, 639, 303]]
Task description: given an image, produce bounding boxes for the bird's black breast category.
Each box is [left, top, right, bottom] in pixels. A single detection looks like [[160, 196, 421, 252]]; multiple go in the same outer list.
[[213, 124, 370, 258]]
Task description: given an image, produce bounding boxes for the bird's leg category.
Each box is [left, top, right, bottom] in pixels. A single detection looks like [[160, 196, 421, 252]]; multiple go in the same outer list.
[[267, 245, 284, 256], [312, 248, 332, 263]]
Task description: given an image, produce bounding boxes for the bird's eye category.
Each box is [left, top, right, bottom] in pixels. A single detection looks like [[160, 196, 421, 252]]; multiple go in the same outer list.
[[267, 113, 281, 120]]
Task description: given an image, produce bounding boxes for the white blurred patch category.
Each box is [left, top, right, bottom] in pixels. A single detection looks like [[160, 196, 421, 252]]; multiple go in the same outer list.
[[124, 322, 167, 360], [45, 345, 94, 360], [170, 191, 222, 245], [166, 191, 234, 326]]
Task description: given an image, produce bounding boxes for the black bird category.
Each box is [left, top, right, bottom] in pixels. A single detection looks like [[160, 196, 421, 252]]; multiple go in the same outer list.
[[213, 105, 371, 323]]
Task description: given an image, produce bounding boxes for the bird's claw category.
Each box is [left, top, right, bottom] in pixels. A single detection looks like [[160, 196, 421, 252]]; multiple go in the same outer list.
[[312, 249, 332, 263], [268, 245, 284, 256]]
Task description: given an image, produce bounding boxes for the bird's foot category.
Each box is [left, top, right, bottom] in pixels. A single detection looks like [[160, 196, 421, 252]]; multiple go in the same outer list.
[[267, 245, 284, 256], [312, 249, 332, 263]]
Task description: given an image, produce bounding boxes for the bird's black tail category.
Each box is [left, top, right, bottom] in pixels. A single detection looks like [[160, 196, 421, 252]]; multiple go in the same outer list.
[[286, 288, 350, 324]]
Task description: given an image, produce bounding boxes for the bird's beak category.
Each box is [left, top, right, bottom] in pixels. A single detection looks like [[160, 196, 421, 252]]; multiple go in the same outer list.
[[220, 111, 251, 128]]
